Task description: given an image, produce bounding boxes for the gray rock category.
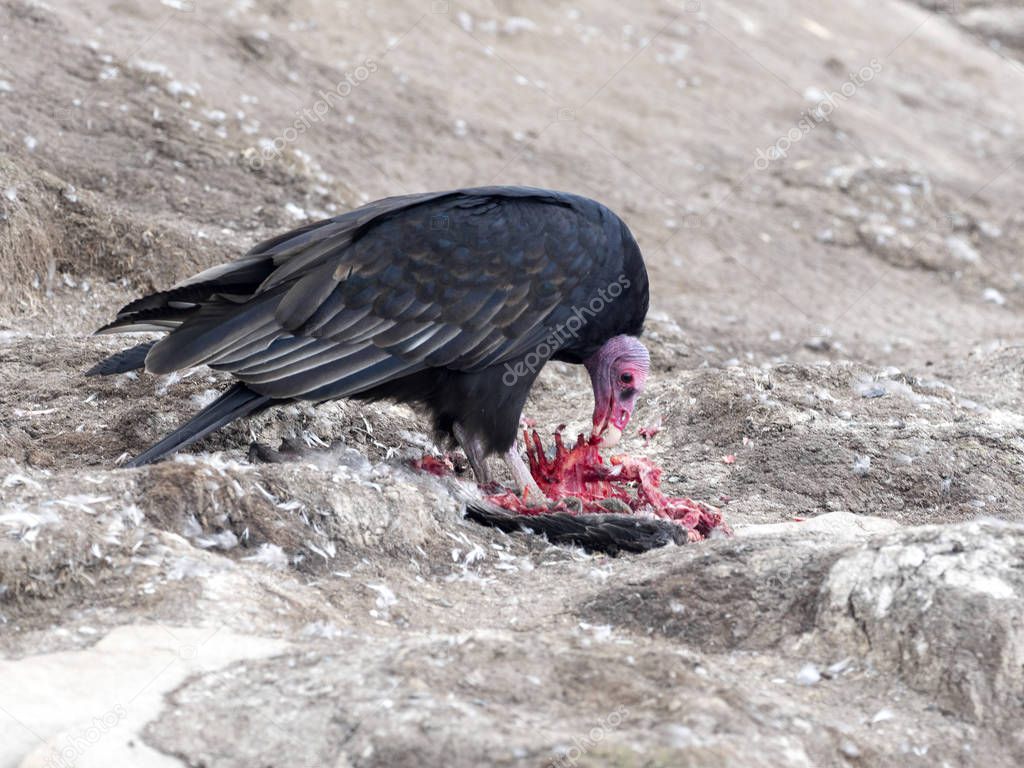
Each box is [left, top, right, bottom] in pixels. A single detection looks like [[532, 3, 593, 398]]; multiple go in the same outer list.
[[817, 520, 1024, 740]]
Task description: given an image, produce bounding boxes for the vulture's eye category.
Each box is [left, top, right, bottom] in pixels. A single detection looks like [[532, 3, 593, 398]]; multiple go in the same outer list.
[[620, 372, 633, 384]]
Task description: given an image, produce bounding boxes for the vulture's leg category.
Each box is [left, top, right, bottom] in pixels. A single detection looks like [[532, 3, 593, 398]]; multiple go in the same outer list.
[[503, 445, 545, 501], [453, 421, 490, 484]]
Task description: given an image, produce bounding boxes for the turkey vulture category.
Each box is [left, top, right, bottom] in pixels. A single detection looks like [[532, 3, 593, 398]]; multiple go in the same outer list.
[[89, 187, 658, 542]]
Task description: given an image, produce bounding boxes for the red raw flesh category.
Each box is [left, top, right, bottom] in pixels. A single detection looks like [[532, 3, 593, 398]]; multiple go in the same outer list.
[[638, 425, 660, 442], [411, 454, 455, 477], [638, 415, 662, 443], [486, 429, 732, 542]]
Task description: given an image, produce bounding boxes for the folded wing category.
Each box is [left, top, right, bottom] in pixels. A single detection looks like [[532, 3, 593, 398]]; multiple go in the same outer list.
[[99, 187, 618, 401]]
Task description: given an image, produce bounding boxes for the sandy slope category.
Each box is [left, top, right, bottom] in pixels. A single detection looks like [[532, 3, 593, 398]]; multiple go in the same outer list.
[[2, 0, 1024, 765]]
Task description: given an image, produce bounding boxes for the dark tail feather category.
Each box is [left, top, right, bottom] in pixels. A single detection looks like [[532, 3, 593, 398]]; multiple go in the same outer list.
[[464, 501, 687, 556], [95, 306, 196, 334], [115, 257, 275, 317], [126, 383, 273, 467], [86, 341, 157, 377]]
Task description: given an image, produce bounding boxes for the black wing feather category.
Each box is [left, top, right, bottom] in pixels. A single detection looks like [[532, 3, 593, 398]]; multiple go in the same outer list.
[[86, 341, 157, 376], [125, 383, 273, 467], [98, 187, 644, 404]]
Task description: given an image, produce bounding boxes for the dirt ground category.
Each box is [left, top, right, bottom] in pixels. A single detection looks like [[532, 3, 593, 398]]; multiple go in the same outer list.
[[2, 0, 1024, 765]]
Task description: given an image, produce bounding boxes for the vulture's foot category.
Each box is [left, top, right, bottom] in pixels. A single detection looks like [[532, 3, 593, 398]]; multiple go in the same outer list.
[[453, 421, 491, 484], [503, 445, 545, 502]]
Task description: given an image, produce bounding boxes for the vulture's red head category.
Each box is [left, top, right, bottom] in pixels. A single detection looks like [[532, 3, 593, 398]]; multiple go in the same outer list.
[[584, 335, 650, 448]]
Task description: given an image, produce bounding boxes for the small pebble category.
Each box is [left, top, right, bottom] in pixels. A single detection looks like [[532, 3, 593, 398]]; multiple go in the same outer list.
[[853, 455, 871, 476], [982, 287, 1006, 306], [805, 336, 831, 351], [978, 220, 1001, 238], [795, 663, 821, 686], [824, 657, 854, 678], [871, 707, 895, 724]]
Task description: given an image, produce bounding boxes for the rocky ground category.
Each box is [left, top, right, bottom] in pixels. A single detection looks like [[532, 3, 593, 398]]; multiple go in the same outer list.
[[2, 0, 1024, 765]]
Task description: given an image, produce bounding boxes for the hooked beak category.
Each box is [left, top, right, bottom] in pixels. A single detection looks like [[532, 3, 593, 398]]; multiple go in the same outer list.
[[584, 336, 649, 449], [590, 390, 633, 448]]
